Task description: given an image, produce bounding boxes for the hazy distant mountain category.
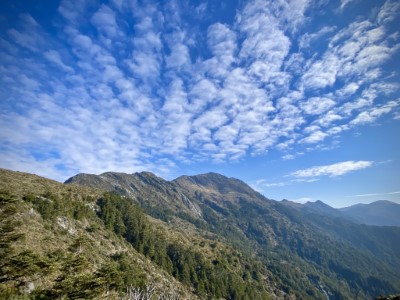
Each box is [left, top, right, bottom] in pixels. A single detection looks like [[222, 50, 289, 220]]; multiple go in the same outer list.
[[282, 199, 400, 227], [66, 171, 400, 299], [289, 199, 344, 218], [340, 200, 400, 227]]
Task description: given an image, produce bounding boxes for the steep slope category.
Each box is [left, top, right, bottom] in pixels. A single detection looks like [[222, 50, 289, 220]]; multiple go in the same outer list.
[[1, 169, 277, 300], [66, 171, 203, 220], [67, 171, 400, 299], [339, 200, 400, 227], [174, 174, 400, 299], [302, 200, 345, 218], [281, 199, 348, 220], [0, 168, 195, 299], [174, 172, 263, 198], [281, 200, 400, 269]]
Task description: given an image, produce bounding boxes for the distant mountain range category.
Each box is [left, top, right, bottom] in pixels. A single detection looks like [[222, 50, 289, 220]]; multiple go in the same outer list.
[[282, 199, 400, 227], [1, 168, 400, 299], [340, 200, 400, 227]]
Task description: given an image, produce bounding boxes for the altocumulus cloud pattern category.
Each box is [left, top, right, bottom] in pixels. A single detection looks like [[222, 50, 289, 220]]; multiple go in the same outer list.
[[0, 0, 399, 180]]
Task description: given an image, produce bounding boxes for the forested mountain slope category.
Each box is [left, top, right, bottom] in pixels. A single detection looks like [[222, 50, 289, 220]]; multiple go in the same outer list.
[[281, 200, 400, 267], [339, 200, 400, 227], [67, 171, 400, 299], [0, 168, 278, 299]]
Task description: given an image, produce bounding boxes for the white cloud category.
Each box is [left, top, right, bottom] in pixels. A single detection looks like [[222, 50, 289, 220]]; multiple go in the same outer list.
[[350, 100, 399, 125], [207, 23, 237, 67], [124, 12, 163, 83], [166, 41, 191, 69], [282, 154, 295, 160], [0, 0, 399, 181], [91, 5, 119, 37], [7, 14, 47, 53], [291, 160, 374, 178], [316, 112, 343, 127], [300, 97, 336, 115], [195, 3, 207, 15], [127, 52, 160, 80], [340, 0, 357, 10], [351, 191, 400, 197], [299, 130, 328, 144], [335, 82, 359, 98], [43, 50, 73, 73], [238, 0, 291, 76], [266, 0, 311, 33], [251, 179, 289, 191], [377, 0, 400, 25], [299, 26, 336, 49], [302, 18, 395, 92], [291, 197, 312, 203], [58, 0, 91, 24], [301, 54, 340, 89]]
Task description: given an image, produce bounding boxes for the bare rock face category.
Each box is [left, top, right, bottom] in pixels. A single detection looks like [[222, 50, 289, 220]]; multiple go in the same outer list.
[[65, 171, 204, 219], [65, 171, 271, 222], [56, 216, 76, 235]]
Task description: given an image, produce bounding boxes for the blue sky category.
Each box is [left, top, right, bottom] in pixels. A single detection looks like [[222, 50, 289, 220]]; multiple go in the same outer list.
[[0, 0, 399, 207]]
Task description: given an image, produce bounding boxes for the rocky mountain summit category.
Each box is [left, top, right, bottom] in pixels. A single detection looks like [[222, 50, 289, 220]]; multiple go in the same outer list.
[[66, 171, 203, 218]]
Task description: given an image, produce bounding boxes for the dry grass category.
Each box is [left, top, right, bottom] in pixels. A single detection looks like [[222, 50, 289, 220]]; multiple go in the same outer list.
[[0, 168, 102, 200], [0, 168, 197, 299]]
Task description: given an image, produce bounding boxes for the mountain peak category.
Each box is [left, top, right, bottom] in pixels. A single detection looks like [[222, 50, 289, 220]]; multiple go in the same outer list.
[[65, 172, 103, 184], [174, 172, 255, 195], [135, 171, 159, 178], [305, 200, 331, 208]]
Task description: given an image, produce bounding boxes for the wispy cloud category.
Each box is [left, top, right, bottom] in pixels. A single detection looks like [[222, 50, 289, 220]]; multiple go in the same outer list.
[[251, 179, 290, 192], [299, 26, 336, 49], [290, 161, 374, 178], [282, 154, 295, 160], [349, 191, 400, 197], [43, 50, 74, 73], [377, 0, 400, 25], [340, 0, 358, 10], [291, 197, 313, 204]]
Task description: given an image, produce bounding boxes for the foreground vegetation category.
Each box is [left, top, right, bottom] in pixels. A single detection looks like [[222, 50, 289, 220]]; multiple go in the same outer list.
[[2, 168, 400, 299], [0, 169, 273, 299]]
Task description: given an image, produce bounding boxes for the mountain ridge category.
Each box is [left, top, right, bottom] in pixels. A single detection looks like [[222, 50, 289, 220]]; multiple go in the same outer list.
[[282, 198, 400, 227], [65, 170, 400, 299], [2, 168, 281, 299], [339, 200, 400, 227]]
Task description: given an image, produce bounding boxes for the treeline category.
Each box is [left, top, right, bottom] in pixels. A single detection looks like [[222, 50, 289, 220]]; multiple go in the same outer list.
[[97, 193, 270, 300]]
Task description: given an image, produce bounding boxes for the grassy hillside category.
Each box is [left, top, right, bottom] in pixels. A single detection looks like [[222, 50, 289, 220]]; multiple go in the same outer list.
[[0, 169, 278, 299], [0, 169, 196, 299]]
